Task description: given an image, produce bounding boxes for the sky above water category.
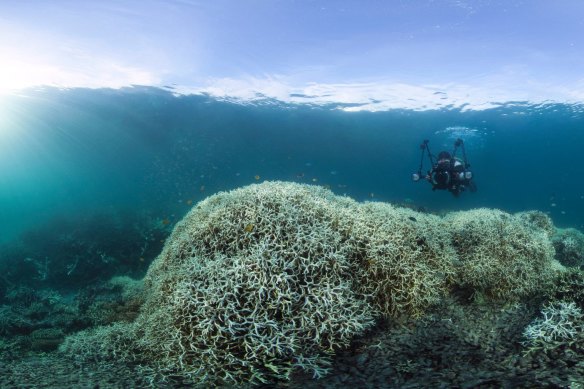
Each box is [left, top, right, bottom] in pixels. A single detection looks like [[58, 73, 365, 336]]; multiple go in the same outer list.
[[1, 0, 584, 109]]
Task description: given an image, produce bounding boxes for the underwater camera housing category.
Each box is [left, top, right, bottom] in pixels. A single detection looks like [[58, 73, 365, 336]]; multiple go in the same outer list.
[[432, 170, 450, 186]]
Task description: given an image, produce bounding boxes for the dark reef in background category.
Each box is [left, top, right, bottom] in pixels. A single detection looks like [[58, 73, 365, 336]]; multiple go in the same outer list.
[[0, 208, 170, 294]]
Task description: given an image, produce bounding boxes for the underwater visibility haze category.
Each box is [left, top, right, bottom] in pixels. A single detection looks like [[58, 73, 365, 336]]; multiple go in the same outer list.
[[1, 1, 584, 387], [1, 88, 583, 243]]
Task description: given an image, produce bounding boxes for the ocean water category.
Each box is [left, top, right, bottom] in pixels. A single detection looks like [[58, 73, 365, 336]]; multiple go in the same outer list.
[[1, 86, 584, 387], [1, 86, 583, 246]]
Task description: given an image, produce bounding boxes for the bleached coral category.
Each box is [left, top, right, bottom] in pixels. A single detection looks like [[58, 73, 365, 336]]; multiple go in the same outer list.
[[60, 182, 559, 387], [515, 210, 555, 238], [548, 268, 584, 306], [112, 182, 375, 386], [82, 276, 145, 326], [60, 322, 137, 363], [522, 301, 584, 352], [553, 228, 584, 268], [346, 202, 456, 318], [445, 208, 556, 300]]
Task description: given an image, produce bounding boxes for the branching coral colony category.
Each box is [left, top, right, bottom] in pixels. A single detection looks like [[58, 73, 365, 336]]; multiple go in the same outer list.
[[522, 301, 584, 353], [60, 181, 563, 387]]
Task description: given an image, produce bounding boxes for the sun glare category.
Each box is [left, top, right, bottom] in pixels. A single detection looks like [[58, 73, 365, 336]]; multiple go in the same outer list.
[[0, 46, 161, 94], [0, 56, 59, 94], [0, 99, 15, 140]]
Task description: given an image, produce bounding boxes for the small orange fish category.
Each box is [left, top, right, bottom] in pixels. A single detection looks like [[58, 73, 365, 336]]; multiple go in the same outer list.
[[162, 218, 170, 225], [254, 175, 260, 180], [244, 223, 254, 232]]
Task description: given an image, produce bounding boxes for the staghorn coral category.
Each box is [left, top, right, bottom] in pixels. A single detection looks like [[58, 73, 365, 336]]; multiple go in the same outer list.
[[344, 202, 456, 318], [515, 210, 556, 238], [445, 208, 556, 300], [547, 268, 584, 309], [135, 182, 376, 385], [63, 182, 376, 386], [81, 276, 145, 326], [552, 228, 584, 268], [60, 182, 559, 387], [522, 301, 584, 353], [60, 322, 138, 363], [0, 305, 31, 337], [29, 328, 65, 351]]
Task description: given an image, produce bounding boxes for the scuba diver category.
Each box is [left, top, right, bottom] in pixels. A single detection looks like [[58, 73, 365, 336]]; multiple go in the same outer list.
[[412, 138, 476, 197]]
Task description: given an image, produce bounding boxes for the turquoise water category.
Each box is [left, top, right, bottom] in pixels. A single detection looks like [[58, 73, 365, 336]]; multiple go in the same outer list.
[[1, 86, 584, 387], [1, 86, 583, 247]]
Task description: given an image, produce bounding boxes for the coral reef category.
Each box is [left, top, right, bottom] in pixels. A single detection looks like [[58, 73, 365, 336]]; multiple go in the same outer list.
[[29, 328, 66, 352], [346, 202, 456, 318], [0, 287, 79, 355], [0, 287, 77, 338], [547, 268, 584, 308], [516, 210, 556, 238], [445, 208, 556, 300], [292, 294, 584, 388], [0, 275, 144, 358], [552, 227, 584, 268], [77, 276, 145, 326], [522, 301, 584, 353], [59, 182, 560, 387], [515, 268, 584, 383], [0, 209, 171, 291], [63, 182, 376, 386]]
